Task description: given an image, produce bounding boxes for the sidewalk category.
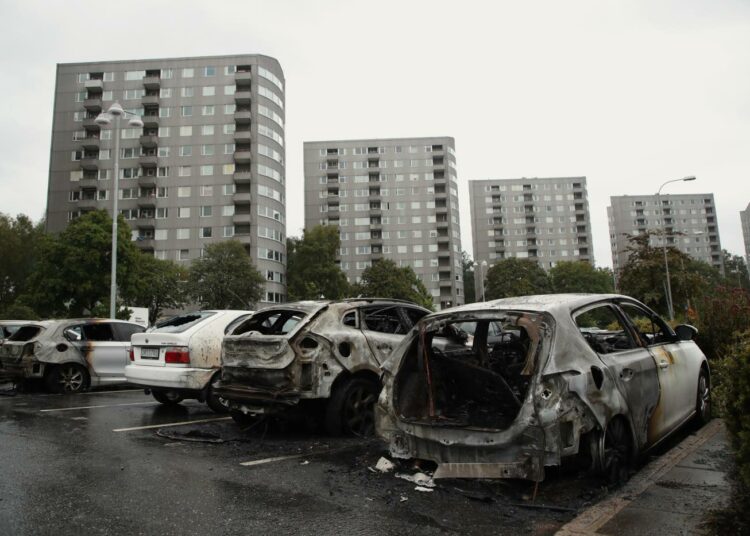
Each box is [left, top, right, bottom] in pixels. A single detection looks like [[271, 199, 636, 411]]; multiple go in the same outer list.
[[557, 419, 732, 535]]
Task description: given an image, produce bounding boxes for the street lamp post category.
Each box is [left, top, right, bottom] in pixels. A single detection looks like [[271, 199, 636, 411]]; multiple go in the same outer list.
[[656, 176, 696, 321], [95, 102, 143, 319], [473, 260, 488, 302]]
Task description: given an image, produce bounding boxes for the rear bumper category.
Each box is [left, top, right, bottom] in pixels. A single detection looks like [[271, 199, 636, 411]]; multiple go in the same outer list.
[[213, 380, 301, 414], [0, 357, 44, 381], [125, 364, 215, 391]]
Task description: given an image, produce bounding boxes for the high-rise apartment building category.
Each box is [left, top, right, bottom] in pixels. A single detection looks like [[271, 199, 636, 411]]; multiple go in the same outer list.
[[469, 177, 594, 272], [608, 194, 722, 273], [303, 137, 464, 309], [47, 55, 287, 304], [740, 202, 750, 265]]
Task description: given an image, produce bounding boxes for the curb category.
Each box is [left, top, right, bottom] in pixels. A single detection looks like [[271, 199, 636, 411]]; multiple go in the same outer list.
[[555, 419, 723, 536]]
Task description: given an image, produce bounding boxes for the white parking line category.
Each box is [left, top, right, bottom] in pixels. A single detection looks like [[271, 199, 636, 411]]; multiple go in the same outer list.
[[113, 416, 231, 432], [240, 453, 312, 467], [82, 389, 142, 395], [41, 401, 159, 412]]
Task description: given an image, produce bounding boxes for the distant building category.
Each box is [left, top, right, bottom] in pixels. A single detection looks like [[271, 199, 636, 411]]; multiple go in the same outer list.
[[469, 177, 593, 279], [741, 202, 750, 265], [608, 193, 723, 274], [303, 137, 463, 310], [47, 54, 287, 305]]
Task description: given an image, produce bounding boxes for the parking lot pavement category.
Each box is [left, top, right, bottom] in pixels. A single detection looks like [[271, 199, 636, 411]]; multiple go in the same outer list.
[[1, 389, 615, 536]]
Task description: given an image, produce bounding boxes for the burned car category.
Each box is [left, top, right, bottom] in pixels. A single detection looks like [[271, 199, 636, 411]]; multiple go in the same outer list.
[[0, 319, 145, 393], [376, 294, 710, 482], [215, 299, 431, 435]]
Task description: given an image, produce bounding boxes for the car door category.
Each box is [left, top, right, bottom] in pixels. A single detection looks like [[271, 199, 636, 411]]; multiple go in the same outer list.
[[81, 323, 126, 379], [113, 322, 146, 371], [360, 305, 414, 365], [573, 303, 660, 450], [617, 302, 696, 438]]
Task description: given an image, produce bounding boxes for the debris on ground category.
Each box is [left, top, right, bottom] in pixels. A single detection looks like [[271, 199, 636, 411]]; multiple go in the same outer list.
[[300, 460, 310, 465], [414, 486, 434, 492], [400, 495, 408, 502], [156, 428, 225, 443], [396, 472, 435, 488], [375, 457, 395, 473]]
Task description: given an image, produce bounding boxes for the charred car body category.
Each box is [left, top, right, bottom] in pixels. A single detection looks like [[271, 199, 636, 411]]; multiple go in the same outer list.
[[376, 294, 710, 482], [216, 299, 431, 435], [0, 319, 145, 393]]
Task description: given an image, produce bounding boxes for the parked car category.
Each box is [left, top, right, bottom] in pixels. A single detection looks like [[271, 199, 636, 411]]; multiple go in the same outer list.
[[126, 310, 253, 412], [376, 294, 711, 483], [215, 299, 432, 435], [0, 319, 145, 393]]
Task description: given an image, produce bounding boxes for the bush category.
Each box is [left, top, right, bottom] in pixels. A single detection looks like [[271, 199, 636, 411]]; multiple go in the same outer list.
[[693, 287, 750, 361]]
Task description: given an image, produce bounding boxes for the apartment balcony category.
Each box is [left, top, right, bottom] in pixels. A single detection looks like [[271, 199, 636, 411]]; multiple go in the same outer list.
[[234, 110, 252, 124], [139, 134, 158, 148], [234, 234, 253, 246], [234, 130, 252, 142], [137, 197, 157, 208], [136, 218, 155, 229], [80, 158, 98, 171], [235, 71, 252, 86], [135, 238, 154, 250], [437, 235, 450, 243], [78, 178, 98, 189], [233, 192, 252, 205], [232, 213, 252, 225], [83, 98, 102, 112], [82, 117, 101, 130], [78, 198, 98, 209], [142, 115, 159, 128], [139, 155, 158, 168], [81, 137, 100, 150], [439, 280, 453, 288], [142, 95, 160, 107], [138, 175, 157, 188], [84, 79, 103, 92], [234, 151, 252, 164], [233, 171, 252, 184], [143, 76, 160, 89], [234, 90, 252, 104]]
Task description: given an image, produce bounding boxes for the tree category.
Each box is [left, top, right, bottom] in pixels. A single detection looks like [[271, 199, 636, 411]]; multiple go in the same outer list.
[[22, 210, 142, 318], [129, 255, 188, 324], [286, 225, 350, 300], [0, 213, 45, 317], [187, 241, 265, 309], [461, 251, 476, 303], [353, 259, 433, 310], [484, 258, 552, 300], [549, 261, 614, 294], [722, 250, 750, 290]]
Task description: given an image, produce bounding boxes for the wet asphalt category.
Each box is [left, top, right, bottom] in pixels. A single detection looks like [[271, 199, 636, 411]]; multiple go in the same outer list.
[[0, 388, 625, 536]]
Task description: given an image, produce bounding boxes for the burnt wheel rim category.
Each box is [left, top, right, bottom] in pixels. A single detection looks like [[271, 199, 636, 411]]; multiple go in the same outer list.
[[603, 419, 630, 484], [698, 374, 710, 419], [343, 385, 376, 437], [58, 366, 84, 392]]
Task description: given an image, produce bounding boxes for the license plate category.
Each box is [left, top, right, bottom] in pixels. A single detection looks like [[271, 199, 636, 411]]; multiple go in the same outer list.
[[140, 347, 160, 359]]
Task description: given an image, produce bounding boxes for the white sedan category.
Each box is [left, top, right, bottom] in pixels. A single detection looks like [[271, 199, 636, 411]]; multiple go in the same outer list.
[[126, 310, 252, 412]]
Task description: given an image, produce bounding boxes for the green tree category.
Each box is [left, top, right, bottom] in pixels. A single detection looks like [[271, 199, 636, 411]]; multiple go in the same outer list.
[[187, 240, 265, 309], [0, 213, 45, 316], [484, 258, 552, 300], [286, 225, 350, 300], [22, 210, 141, 318], [353, 259, 433, 310], [722, 250, 750, 290], [549, 261, 614, 294], [129, 255, 189, 324], [461, 251, 476, 303]]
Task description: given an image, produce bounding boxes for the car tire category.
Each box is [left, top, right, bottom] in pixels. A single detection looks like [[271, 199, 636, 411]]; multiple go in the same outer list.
[[152, 389, 184, 406], [45, 363, 90, 394], [600, 417, 632, 486], [325, 376, 380, 437], [206, 383, 229, 414], [695, 369, 711, 426]]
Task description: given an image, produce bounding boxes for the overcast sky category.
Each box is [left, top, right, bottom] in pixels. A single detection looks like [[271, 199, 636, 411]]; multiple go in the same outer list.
[[1, 0, 748, 267]]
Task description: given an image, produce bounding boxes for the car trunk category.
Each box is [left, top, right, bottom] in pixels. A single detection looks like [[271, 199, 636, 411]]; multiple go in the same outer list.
[[392, 312, 544, 431], [130, 332, 190, 367]]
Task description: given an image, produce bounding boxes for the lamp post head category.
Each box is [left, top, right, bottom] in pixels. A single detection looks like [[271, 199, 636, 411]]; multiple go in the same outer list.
[[128, 117, 144, 128], [683, 176, 696, 182], [107, 102, 125, 116], [481, 260, 488, 268], [94, 113, 112, 126]]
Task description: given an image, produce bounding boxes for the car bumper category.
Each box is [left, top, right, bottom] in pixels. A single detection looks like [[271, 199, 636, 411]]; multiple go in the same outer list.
[[125, 364, 215, 391]]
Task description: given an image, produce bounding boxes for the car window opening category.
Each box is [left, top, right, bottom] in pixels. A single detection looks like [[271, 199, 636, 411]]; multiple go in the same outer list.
[[7, 325, 44, 342], [393, 315, 538, 431], [575, 306, 638, 354], [232, 309, 305, 336], [153, 312, 217, 333]]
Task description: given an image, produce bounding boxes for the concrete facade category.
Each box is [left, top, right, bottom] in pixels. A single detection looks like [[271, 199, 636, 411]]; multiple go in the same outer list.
[[608, 193, 723, 274], [469, 177, 593, 290], [303, 137, 464, 310], [47, 54, 287, 304], [741, 202, 750, 266]]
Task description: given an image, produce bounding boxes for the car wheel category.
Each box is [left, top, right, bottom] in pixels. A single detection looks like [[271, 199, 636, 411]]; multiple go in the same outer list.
[[45, 363, 89, 394], [325, 376, 380, 437], [601, 417, 632, 485], [151, 389, 184, 406], [695, 369, 711, 426], [206, 384, 230, 414]]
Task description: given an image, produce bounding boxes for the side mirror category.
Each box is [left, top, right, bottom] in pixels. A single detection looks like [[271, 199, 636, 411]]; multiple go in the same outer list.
[[674, 324, 698, 342]]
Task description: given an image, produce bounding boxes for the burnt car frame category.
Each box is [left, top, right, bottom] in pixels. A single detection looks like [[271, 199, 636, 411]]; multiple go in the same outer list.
[[376, 294, 710, 482], [216, 299, 431, 435], [0, 319, 145, 393]]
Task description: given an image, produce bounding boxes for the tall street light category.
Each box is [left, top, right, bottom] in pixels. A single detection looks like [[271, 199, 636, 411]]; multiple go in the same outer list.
[[656, 175, 696, 321], [95, 102, 144, 319], [473, 260, 488, 302]]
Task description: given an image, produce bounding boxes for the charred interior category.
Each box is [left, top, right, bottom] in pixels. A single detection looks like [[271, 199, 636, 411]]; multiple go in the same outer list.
[[231, 309, 305, 336], [394, 314, 540, 430]]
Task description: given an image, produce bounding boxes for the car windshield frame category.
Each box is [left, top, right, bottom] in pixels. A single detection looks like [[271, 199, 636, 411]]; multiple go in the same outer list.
[[150, 311, 217, 333]]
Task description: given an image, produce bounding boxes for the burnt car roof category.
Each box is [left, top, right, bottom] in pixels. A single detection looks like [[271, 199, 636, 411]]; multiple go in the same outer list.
[[254, 298, 427, 314], [428, 294, 627, 318]]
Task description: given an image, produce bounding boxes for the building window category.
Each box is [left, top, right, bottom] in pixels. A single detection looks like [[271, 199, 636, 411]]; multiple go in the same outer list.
[[180, 126, 192, 137], [200, 227, 212, 238], [182, 68, 194, 78], [204, 66, 216, 77], [181, 87, 194, 97], [201, 125, 215, 136], [200, 206, 212, 217], [202, 86, 215, 96]]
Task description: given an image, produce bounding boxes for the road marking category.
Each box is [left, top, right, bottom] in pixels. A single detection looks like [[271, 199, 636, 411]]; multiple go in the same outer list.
[[240, 453, 313, 467], [82, 389, 142, 395], [113, 416, 231, 432], [40, 401, 159, 412]]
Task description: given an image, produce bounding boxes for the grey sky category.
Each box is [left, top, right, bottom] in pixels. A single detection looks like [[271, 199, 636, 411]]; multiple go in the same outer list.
[[1, 0, 748, 267]]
